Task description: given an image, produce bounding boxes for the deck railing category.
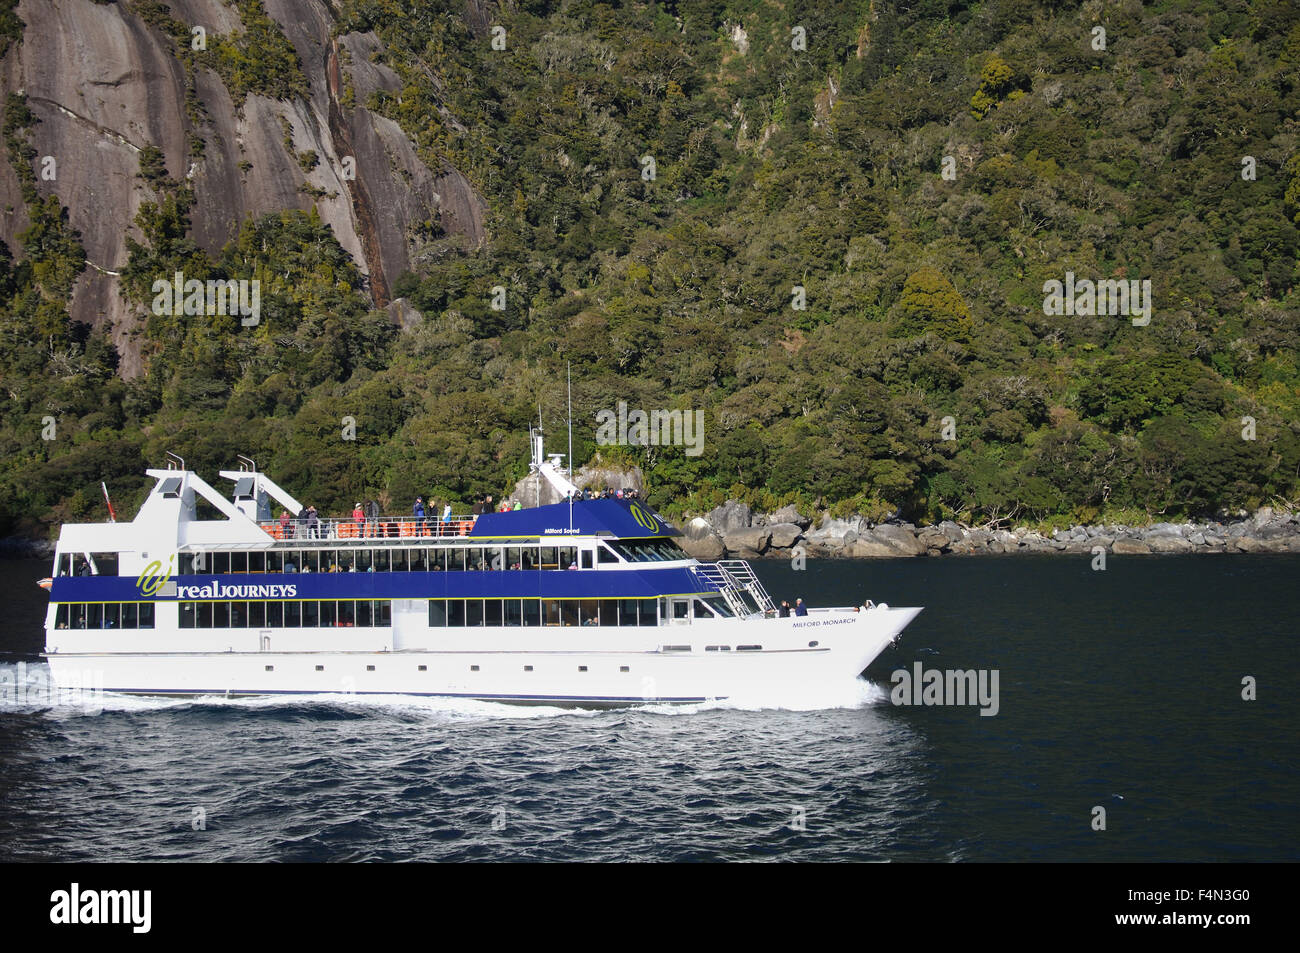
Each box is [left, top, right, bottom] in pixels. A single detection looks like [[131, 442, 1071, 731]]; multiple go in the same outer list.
[[257, 515, 480, 541]]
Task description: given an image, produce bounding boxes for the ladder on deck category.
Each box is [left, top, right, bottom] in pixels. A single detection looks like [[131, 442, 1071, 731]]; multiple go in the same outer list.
[[691, 559, 777, 616]]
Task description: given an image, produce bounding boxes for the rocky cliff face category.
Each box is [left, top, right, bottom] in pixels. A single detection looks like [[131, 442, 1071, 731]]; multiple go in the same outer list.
[[0, 0, 486, 377]]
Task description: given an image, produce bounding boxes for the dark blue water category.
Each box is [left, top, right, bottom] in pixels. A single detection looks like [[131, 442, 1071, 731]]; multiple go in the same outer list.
[[1, 555, 1296, 861]]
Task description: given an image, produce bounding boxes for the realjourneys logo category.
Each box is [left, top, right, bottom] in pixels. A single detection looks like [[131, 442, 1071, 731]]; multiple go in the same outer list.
[[50, 883, 151, 933], [135, 555, 174, 597], [176, 582, 298, 599], [891, 662, 1000, 716]]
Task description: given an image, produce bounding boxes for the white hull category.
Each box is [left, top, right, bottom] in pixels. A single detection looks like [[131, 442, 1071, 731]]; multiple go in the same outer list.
[[46, 606, 920, 706]]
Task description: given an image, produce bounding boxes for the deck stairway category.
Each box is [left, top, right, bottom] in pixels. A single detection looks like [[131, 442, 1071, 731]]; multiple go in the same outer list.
[[691, 559, 777, 616]]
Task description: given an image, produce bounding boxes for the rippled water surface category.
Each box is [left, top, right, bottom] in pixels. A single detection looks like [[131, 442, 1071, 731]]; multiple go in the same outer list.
[[2, 555, 1297, 861]]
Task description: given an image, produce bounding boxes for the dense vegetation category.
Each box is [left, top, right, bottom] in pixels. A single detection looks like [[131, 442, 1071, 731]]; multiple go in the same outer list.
[[2, 0, 1299, 538]]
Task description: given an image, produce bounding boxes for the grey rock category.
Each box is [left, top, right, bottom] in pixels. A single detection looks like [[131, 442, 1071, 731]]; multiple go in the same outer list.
[[707, 501, 752, 535], [868, 524, 927, 557], [939, 521, 965, 542], [766, 522, 803, 549], [1112, 540, 1152, 555], [724, 527, 771, 558], [1147, 535, 1194, 553], [768, 504, 811, 529]]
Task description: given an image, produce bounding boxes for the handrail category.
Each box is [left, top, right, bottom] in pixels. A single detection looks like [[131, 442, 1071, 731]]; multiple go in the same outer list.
[[258, 514, 480, 541]]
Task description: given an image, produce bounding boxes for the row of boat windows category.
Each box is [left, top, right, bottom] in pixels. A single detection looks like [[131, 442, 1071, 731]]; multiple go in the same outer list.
[[55, 603, 155, 629], [175, 544, 645, 575], [430, 598, 657, 627], [428, 595, 737, 627], [178, 600, 393, 628]]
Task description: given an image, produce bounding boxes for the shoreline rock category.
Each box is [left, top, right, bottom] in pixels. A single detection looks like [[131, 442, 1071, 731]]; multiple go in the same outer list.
[[678, 502, 1300, 559]]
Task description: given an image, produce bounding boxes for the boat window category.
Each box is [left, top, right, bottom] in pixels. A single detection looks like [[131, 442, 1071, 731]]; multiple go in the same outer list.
[[213, 552, 231, 574], [701, 595, 735, 618], [504, 599, 522, 626], [284, 602, 300, 627], [542, 599, 561, 626], [619, 599, 639, 626], [391, 549, 409, 572], [229, 601, 247, 627], [249, 602, 266, 627], [523, 599, 541, 627], [597, 544, 619, 564], [450, 548, 467, 572], [580, 549, 593, 569], [579, 599, 599, 625], [338, 602, 355, 626], [302, 601, 318, 627], [506, 547, 522, 570], [607, 539, 688, 562], [178, 603, 194, 628], [489, 548, 504, 571], [447, 599, 466, 627], [266, 552, 282, 573], [231, 552, 248, 574], [540, 547, 558, 570], [672, 600, 690, 621], [558, 546, 577, 570], [428, 599, 446, 626], [521, 547, 538, 570], [101, 604, 120, 629], [249, 552, 265, 573], [485, 600, 503, 626], [600, 599, 619, 626], [560, 601, 578, 627], [467, 599, 484, 626], [122, 604, 138, 628], [640, 601, 658, 626], [409, 549, 427, 572], [431, 547, 447, 571], [267, 602, 283, 626], [468, 548, 487, 572], [375, 601, 391, 626], [356, 601, 372, 626], [213, 602, 229, 627], [55, 604, 69, 628], [197, 602, 213, 627]]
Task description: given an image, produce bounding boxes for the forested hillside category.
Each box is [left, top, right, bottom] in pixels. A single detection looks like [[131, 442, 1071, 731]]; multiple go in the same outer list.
[[2, 0, 1299, 538]]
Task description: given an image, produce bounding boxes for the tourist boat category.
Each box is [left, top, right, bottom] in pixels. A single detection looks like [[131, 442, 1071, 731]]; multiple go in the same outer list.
[[41, 434, 921, 705]]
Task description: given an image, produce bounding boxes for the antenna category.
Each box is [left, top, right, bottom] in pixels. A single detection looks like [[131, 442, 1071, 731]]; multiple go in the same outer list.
[[567, 362, 574, 531], [237, 454, 257, 473], [165, 451, 185, 471]]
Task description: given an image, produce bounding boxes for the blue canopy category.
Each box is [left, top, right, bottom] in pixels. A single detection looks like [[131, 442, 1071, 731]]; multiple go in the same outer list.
[[469, 498, 679, 539]]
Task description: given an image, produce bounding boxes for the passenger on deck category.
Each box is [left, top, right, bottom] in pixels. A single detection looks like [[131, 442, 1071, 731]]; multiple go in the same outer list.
[[414, 496, 425, 534], [366, 499, 379, 537], [778, 600, 791, 617], [305, 505, 319, 539], [284, 560, 297, 573], [279, 509, 291, 537], [472, 497, 483, 517], [794, 598, 808, 616], [512, 500, 522, 510]]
